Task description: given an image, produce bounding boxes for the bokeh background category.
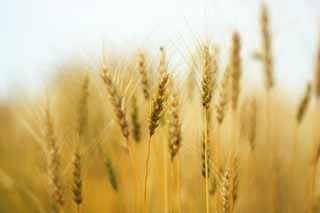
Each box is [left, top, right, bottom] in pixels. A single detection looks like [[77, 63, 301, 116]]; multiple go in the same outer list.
[[1, 0, 320, 98]]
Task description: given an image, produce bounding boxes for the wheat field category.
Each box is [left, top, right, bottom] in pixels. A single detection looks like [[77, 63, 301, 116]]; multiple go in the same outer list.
[[1, 4, 320, 213]]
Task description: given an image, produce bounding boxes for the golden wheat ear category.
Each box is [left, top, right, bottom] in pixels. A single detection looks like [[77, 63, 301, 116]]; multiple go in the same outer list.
[[45, 97, 64, 212], [148, 65, 169, 137], [137, 51, 150, 100], [216, 65, 231, 124], [260, 3, 274, 90], [144, 47, 170, 211], [230, 32, 241, 112], [130, 95, 141, 143], [72, 146, 82, 213], [101, 65, 130, 140], [168, 91, 181, 161]]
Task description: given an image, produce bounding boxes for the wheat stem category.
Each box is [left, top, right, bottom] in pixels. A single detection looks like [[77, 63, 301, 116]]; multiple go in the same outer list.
[[143, 136, 152, 212], [204, 108, 210, 213], [177, 157, 182, 213]]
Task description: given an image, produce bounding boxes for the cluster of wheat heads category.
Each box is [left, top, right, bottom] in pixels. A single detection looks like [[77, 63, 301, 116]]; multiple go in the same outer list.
[[2, 4, 320, 213]]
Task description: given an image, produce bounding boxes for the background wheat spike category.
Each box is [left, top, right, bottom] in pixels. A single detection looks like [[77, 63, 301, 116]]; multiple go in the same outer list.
[[168, 92, 181, 161], [230, 32, 241, 111], [45, 98, 64, 212], [261, 4, 274, 90], [138, 52, 150, 100]]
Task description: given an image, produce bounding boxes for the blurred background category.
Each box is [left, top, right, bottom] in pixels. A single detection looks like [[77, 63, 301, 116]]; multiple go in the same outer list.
[[1, 0, 320, 98]]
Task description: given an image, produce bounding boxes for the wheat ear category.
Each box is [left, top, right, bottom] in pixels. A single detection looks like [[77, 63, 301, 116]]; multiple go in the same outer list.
[[138, 52, 150, 100], [100, 64, 140, 212], [72, 73, 89, 213], [131, 95, 141, 142], [144, 47, 169, 212], [201, 44, 217, 213], [45, 98, 64, 213], [261, 4, 274, 90]]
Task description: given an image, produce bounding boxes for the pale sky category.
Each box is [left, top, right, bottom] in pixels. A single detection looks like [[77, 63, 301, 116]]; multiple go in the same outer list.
[[1, 0, 320, 98]]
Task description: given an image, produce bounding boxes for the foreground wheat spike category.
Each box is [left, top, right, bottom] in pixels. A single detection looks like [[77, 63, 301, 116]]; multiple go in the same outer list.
[[144, 47, 170, 211], [138, 52, 150, 100], [201, 45, 216, 109], [230, 32, 242, 111], [72, 74, 89, 213], [296, 83, 312, 124], [148, 68, 169, 136], [168, 92, 181, 161], [72, 147, 82, 213], [201, 44, 216, 213], [101, 64, 140, 212], [45, 99, 64, 213], [101, 65, 130, 140], [261, 4, 274, 90], [131, 95, 141, 142]]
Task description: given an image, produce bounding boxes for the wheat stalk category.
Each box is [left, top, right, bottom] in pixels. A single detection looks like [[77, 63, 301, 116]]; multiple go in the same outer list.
[[100, 64, 141, 212], [72, 73, 89, 213], [201, 44, 217, 213], [144, 47, 170, 212]]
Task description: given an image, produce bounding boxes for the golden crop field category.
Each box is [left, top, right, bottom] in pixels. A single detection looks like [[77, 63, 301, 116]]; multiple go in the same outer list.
[[1, 4, 320, 213]]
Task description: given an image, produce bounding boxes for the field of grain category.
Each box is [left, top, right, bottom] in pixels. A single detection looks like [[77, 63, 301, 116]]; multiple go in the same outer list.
[[1, 4, 320, 213]]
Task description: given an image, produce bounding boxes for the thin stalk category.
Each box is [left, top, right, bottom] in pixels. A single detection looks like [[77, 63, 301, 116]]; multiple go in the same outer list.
[[266, 90, 277, 213], [203, 108, 210, 213], [307, 164, 317, 213], [177, 157, 182, 213], [126, 139, 139, 213], [169, 160, 175, 212], [143, 136, 152, 212], [164, 135, 169, 213], [307, 107, 320, 212], [153, 138, 164, 207], [228, 110, 238, 213]]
